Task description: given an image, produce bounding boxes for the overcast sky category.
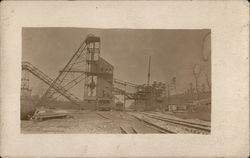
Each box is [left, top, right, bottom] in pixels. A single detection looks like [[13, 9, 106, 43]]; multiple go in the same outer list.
[[22, 27, 211, 96]]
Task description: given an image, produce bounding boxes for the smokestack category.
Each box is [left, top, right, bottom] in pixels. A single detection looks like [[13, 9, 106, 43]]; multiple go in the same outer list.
[[147, 56, 151, 85]]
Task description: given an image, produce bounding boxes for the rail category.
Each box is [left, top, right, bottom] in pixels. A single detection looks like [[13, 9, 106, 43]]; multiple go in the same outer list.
[[141, 112, 211, 134]]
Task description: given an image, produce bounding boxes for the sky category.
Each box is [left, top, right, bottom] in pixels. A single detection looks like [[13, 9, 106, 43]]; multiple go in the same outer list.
[[22, 27, 211, 97]]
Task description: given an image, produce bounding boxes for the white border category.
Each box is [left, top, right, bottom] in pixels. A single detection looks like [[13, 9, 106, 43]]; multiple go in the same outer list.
[[0, 1, 249, 157]]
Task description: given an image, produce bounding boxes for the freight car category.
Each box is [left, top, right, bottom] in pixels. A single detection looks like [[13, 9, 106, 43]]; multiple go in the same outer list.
[[96, 98, 113, 111], [114, 101, 125, 111]]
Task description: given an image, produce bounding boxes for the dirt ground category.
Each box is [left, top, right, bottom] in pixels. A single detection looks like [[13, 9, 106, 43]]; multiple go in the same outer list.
[[173, 111, 211, 122], [21, 110, 160, 134], [173, 106, 211, 122]]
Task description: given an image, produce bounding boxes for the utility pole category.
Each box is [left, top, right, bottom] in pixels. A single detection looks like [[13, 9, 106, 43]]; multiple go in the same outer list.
[[145, 56, 152, 110], [189, 82, 193, 102], [147, 56, 151, 86], [167, 84, 170, 105]]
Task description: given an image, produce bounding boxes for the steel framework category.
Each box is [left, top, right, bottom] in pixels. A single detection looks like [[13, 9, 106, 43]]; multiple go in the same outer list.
[[36, 35, 98, 107], [22, 62, 81, 104], [22, 34, 143, 109]]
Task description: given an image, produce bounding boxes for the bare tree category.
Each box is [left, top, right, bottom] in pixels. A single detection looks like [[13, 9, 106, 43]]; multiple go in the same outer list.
[[193, 64, 202, 105], [201, 83, 206, 93], [201, 32, 211, 91]]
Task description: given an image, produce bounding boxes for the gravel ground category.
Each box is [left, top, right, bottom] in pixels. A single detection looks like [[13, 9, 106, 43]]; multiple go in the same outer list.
[[21, 111, 160, 134]]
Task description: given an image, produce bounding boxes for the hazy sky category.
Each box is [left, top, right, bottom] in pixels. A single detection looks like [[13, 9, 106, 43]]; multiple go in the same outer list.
[[22, 27, 211, 96]]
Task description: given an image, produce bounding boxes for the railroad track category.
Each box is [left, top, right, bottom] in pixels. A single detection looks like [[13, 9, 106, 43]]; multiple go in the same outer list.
[[144, 112, 211, 128], [96, 112, 111, 120], [127, 113, 175, 134], [96, 112, 139, 134], [96, 111, 126, 120], [120, 126, 138, 134], [96, 111, 204, 134], [141, 112, 210, 134], [97, 112, 155, 134]]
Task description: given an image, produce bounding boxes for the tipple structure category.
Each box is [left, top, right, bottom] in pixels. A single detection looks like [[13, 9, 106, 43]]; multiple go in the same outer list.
[[21, 34, 165, 115]]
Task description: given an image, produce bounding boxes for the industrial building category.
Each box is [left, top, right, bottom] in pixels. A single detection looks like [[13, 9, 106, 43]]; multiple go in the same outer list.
[[21, 34, 164, 118]]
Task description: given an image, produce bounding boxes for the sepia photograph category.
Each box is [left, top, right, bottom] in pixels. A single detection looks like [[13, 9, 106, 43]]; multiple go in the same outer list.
[[1, 1, 249, 157], [21, 28, 211, 134]]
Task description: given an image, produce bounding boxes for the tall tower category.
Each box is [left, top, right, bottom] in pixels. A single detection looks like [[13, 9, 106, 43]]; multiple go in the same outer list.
[[21, 69, 32, 98], [84, 35, 101, 100], [84, 35, 114, 101]]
